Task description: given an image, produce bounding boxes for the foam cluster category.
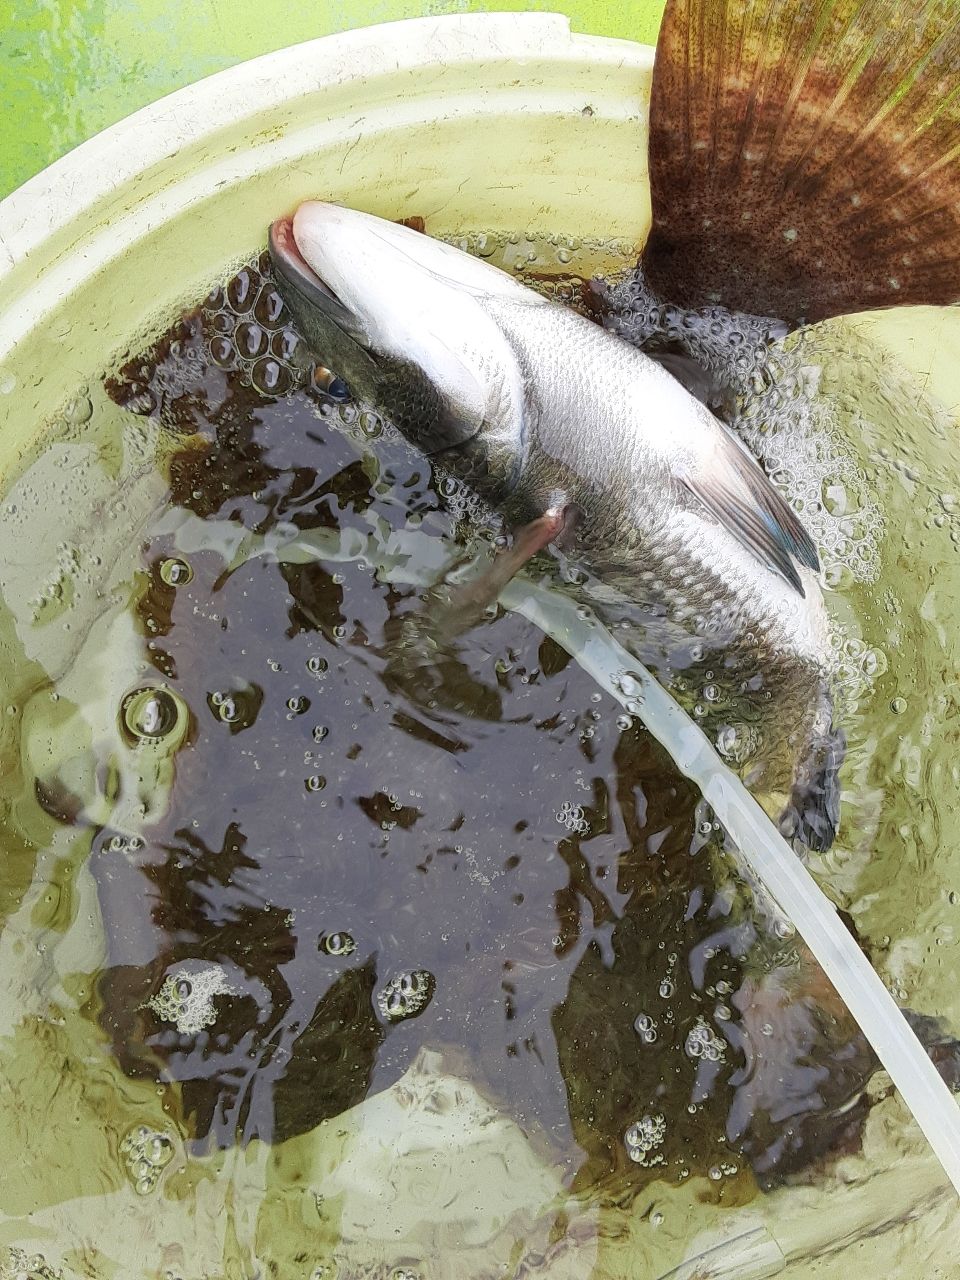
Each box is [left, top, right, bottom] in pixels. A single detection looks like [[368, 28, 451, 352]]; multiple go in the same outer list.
[[376, 969, 435, 1023], [119, 1124, 176, 1195], [684, 1016, 726, 1063], [623, 1112, 667, 1166], [147, 965, 235, 1034]]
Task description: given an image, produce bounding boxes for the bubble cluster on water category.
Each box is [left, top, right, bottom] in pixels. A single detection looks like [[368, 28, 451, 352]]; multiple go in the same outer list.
[[20, 535, 99, 622], [0, 1249, 63, 1280], [624, 1113, 667, 1166], [556, 800, 590, 835], [201, 261, 305, 398], [119, 1123, 176, 1195], [376, 969, 435, 1023], [732, 340, 885, 592], [685, 1017, 726, 1063], [313, 394, 392, 448], [147, 964, 235, 1034], [827, 622, 889, 714], [441, 228, 639, 306], [597, 266, 785, 390], [435, 471, 500, 534]]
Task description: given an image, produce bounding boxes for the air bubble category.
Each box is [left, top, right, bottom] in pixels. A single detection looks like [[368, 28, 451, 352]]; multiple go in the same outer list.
[[120, 686, 184, 745], [320, 931, 356, 956], [236, 320, 268, 359], [227, 267, 258, 312], [254, 287, 286, 328], [210, 335, 235, 368], [271, 328, 300, 362], [716, 722, 758, 764], [159, 556, 193, 587], [614, 671, 644, 699], [206, 684, 261, 732], [305, 774, 327, 793], [307, 656, 328, 676], [359, 409, 382, 438], [65, 392, 93, 425], [252, 357, 290, 396]]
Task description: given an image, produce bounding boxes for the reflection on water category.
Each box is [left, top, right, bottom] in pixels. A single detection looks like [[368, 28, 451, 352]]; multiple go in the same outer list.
[[1, 252, 959, 1276]]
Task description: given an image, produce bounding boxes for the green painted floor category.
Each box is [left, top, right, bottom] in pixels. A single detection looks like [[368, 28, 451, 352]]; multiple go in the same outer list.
[[0, 1, 666, 201]]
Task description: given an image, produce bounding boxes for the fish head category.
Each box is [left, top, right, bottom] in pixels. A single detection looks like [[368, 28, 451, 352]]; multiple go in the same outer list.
[[269, 202, 537, 466]]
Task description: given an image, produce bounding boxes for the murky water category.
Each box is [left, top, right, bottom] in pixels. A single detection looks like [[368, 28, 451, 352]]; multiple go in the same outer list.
[[1, 235, 959, 1277]]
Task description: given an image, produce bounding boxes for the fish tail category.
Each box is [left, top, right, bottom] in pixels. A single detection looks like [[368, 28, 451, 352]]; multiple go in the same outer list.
[[779, 694, 846, 853], [644, 0, 960, 323]]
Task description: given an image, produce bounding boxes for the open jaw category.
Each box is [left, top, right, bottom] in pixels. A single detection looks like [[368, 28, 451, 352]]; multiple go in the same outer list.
[[268, 213, 355, 329]]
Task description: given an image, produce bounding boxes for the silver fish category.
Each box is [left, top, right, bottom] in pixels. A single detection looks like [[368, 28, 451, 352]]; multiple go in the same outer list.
[[267, 0, 960, 854], [269, 205, 836, 843]]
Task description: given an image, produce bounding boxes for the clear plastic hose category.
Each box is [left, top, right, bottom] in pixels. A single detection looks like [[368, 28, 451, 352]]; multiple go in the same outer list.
[[504, 574, 960, 1200]]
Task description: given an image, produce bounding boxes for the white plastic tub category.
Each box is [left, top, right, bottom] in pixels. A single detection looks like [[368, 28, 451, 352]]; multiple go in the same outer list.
[[2, 13, 960, 1279]]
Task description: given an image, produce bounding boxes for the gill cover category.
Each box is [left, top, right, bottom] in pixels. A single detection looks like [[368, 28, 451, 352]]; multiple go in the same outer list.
[[644, 0, 960, 322]]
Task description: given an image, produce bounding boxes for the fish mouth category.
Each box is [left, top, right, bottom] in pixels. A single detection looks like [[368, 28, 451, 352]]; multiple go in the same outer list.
[[268, 212, 356, 331]]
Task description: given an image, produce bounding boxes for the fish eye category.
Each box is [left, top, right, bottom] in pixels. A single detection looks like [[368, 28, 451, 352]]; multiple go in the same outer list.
[[312, 364, 352, 401]]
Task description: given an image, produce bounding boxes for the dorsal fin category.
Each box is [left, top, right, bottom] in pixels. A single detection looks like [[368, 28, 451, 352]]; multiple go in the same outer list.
[[644, 0, 960, 323]]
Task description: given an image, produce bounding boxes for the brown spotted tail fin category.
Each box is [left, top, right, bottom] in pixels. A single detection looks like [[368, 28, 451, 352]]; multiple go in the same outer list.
[[644, 0, 960, 323]]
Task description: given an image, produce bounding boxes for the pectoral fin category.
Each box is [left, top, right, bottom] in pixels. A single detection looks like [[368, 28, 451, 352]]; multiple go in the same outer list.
[[380, 509, 573, 718], [680, 427, 819, 594], [645, 0, 960, 322]]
